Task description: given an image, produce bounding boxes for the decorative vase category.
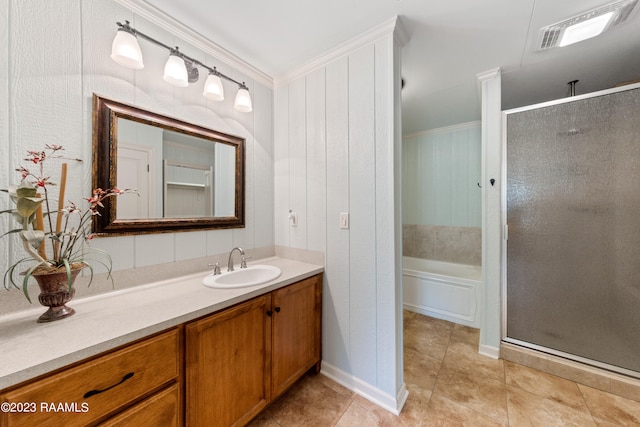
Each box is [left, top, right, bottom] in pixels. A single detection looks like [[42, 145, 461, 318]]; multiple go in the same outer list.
[[32, 265, 82, 323]]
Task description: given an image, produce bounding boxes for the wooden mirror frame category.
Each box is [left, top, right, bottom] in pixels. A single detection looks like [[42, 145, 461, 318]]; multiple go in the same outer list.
[[91, 94, 245, 235]]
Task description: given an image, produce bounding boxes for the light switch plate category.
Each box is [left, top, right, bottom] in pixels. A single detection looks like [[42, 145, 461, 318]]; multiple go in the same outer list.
[[339, 212, 349, 229]]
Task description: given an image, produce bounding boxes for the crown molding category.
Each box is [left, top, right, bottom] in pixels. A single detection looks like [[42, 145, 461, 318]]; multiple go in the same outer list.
[[275, 16, 408, 88], [114, 0, 273, 88]]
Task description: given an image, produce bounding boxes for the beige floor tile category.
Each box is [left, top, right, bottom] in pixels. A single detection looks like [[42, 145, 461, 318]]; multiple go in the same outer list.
[[405, 347, 442, 390], [505, 361, 589, 413], [404, 315, 454, 361], [434, 365, 509, 424], [450, 323, 480, 346], [253, 312, 640, 427], [344, 382, 432, 426], [335, 402, 386, 426], [578, 384, 640, 426], [507, 386, 597, 427], [443, 340, 505, 382], [248, 373, 354, 427], [422, 393, 507, 427]]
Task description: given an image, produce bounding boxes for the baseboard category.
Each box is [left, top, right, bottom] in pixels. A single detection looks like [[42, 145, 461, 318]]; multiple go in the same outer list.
[[479, 344, 500, 359], [320, 361, 408, 415]]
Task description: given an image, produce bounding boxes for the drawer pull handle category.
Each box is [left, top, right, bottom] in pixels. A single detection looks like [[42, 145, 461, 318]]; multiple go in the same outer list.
[[274, 307, 281, 313], [83, 372, 134, 398], [266, 310, 272, 317]]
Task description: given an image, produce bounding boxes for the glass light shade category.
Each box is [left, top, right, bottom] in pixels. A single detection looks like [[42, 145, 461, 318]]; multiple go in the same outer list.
[[111, 29, 144, 69], [203, 73, 224, 101], [163, 54, 189, 87], [234, 87, 253, 112], [559, 12, 614, 47]]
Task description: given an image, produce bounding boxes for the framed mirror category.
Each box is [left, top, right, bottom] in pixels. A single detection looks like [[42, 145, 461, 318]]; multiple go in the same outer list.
[[92, 94, 245, 235]]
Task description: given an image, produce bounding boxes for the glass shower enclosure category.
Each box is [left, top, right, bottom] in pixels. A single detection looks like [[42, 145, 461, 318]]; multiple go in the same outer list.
[[504, 84, 640, 377]]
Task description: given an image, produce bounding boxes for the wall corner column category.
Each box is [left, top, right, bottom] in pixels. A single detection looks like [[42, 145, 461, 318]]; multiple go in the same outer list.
[[477, 68, 502, 358]]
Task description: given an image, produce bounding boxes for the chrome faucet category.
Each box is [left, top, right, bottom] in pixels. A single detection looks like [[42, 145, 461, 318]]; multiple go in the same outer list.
[[227, 247, 245, 272]]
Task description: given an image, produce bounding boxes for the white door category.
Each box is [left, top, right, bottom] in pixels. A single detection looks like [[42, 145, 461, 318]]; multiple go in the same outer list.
[[117, 145, 155, 219]]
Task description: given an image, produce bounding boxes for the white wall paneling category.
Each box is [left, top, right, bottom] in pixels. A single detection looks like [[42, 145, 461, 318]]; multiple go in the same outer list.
[[273, 20, 405, 411], [324, 56, 351, 375], [348, 43, 378, 384], [403, 121, 481, 227], [0, 0, 8, 287], [1, 0, 274, 313], [274, 85, 290, 247], [306, 68, 327, 253], [288, 77, 307, 248]]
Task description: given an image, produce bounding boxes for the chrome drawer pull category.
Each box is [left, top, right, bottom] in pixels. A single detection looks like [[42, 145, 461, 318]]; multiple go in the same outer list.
[[83, 372, 134, 398]]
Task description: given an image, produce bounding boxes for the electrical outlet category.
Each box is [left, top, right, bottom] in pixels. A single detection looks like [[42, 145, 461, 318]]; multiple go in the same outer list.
[[289, 211, 298, 227]]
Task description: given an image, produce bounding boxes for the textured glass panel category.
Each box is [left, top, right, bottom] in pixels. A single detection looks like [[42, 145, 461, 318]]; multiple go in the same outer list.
[[506, 87, 640, 374]]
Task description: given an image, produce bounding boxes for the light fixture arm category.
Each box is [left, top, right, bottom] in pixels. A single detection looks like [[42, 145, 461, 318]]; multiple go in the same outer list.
[[116, 21, 248, 90]]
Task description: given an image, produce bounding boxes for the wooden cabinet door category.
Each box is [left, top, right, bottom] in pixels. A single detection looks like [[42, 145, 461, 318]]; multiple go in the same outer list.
[[185, 295, 271, 427], [271, 275, 322, 397]]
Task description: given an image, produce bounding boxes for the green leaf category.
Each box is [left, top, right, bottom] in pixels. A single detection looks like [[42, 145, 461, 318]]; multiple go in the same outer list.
[[15, 185, 38, 199], [16, 197, 43, 218]]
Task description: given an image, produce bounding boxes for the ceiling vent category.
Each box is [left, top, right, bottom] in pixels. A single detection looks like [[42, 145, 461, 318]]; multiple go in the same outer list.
[[537, 0, 638, 50]]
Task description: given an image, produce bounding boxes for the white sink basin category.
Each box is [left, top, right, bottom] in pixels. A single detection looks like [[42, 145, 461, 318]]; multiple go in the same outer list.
[[203, 265, 282, 289]]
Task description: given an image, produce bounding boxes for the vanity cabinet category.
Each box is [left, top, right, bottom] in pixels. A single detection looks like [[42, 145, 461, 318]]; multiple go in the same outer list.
[[0, 328, 181, 427], [185, 295, 271, 427], [0, 272, 322, 427], [185, 273, 322, 427], [271, 275, 322, 397]]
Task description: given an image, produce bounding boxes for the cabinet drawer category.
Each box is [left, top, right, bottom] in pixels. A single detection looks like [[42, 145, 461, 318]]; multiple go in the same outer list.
[[1, 328, 180, 427], [98, 384, 180, 427]]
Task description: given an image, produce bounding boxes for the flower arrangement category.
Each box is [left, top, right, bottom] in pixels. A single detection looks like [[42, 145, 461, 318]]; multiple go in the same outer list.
[[1, 144, 133, 302]]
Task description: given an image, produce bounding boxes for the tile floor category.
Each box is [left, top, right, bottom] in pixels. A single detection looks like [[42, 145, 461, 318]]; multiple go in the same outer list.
[[249, 311, 640, 426]]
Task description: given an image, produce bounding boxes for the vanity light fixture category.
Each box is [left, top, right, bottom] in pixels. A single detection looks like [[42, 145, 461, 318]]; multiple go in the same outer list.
[[111, 24, 144, 69], [163, 49, 189, 87], [538, 0, 638, 50], [203, 70, 225, 101], [234, 84, 253, 112], [111, 21, 252, 112]]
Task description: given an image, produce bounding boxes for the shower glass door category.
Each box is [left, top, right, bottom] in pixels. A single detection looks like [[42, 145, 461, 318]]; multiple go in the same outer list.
[[505, 85, 640, 376]]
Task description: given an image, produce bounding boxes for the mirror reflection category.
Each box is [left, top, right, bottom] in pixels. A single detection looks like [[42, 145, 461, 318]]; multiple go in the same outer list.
[[92, 94, 245, 235], [116, 119, 236, 219]]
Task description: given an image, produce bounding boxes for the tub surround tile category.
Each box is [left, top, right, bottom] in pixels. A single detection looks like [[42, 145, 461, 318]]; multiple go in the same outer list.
[[403, 224, 481, 265]]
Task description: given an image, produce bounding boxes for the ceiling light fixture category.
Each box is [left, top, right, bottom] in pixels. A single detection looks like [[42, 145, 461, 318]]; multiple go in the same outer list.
[[559, 11, 614, 47], [538, 0, 638, 50], [111, 21, 252, 112]]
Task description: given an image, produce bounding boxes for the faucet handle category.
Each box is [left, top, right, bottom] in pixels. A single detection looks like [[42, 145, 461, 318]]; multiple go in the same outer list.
[[208, 262, 222, 275], [240, 256, 252, 269]]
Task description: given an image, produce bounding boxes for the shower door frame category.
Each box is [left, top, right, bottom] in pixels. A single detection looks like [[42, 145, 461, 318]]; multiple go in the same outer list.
[[500, 82, 640, 380]]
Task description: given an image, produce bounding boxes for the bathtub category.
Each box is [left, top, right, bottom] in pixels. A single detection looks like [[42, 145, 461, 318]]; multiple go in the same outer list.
[[403, 257, 482, 328]]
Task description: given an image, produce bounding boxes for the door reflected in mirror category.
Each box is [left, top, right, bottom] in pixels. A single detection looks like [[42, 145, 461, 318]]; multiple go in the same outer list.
[[92, 94, 245, 235]]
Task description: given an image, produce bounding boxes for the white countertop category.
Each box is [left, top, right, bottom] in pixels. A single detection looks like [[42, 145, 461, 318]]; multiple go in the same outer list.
[[0, 257, 323, 389]]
